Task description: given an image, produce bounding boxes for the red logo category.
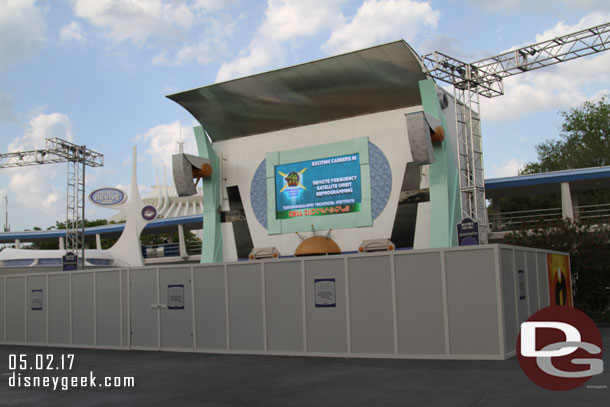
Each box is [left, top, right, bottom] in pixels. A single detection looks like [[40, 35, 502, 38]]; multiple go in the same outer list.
[[517, 306, 603, 391]]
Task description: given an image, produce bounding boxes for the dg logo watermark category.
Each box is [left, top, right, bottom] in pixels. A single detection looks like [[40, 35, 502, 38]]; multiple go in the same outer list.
[[517, 306, 604, 391]]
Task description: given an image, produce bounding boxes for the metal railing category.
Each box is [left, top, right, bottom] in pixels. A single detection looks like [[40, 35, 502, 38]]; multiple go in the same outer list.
[[186, 240, 202, 255], [141, 241, 202, 258], [141, 243, 180, 258], [488, 203, 610, 232]]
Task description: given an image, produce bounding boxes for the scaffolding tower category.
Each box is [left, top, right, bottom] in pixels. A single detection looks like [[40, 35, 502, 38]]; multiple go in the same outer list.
[[0, 138, 103, 265], [422, 21, 610, 243]]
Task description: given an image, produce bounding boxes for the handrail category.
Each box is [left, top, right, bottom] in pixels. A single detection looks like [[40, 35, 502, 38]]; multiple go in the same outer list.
[[488, 203, 610, 232]]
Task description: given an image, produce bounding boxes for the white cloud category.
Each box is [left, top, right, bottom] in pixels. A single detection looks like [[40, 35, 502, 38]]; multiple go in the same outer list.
[[418, 35, 482, 61], [259, 0, 345, 41], [73, 0, 195, 45], [216, 42, 282, 82], [153, 17, 236, 66], [533, 11, 610, 42], [60, 21, 87, 44], [193, 0, 237, 11], [114, 183, 150, 196], [3, 113, 75, 228], [7, 113, 73, 151], [486, 158, 524, 178], [135, 121, 197, 170], [481, 13, 610, 122], [469, 0, 610, 12], [216, 0, 345, 82], [322, 0, 439, 54], [0, 0, 46, 71]]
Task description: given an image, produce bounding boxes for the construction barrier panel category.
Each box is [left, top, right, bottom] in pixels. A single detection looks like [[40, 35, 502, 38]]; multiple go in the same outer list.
[[0, 244, 564, 360]]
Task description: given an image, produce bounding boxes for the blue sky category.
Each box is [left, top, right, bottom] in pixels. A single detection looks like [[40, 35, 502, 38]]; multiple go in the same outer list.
[[1, 0, 609, 231]]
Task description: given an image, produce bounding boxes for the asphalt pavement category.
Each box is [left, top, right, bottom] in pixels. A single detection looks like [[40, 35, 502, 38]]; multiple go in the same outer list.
[[1, 328, 609, 407]]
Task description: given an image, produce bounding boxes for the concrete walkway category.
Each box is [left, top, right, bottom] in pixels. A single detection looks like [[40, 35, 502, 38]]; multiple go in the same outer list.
[[1, 328, 608, 406]]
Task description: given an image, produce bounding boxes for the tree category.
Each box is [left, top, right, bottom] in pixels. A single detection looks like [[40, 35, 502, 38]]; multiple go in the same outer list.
[[492, 96, 610, 214], [505, 220, 610, 321], [521, 95, 610, 174], [499, 96, 610, 322], [52, 218, 113, 230], [35, 219, 121, 250]]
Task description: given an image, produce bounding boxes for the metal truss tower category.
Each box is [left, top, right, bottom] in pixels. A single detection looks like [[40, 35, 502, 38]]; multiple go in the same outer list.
[[0, 138, 103, 266], [422, 21, 610, 243]]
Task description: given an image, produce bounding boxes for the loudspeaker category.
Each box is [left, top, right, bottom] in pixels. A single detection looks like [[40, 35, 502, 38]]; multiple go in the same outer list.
[[406, 111, 445, 165], [172, 153, 212, 196]]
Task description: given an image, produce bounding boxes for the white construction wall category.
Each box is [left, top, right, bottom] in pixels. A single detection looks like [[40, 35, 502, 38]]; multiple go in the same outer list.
[[0, 245, 563, 360]]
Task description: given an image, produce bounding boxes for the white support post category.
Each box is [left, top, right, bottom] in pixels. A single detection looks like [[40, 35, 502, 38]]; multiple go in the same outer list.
[[512, 250, 520, 332], [390, 252, 399, 355], [571, 189, 580, 221], [69, 273, 73, 344], [156, 267, 161, 349], [24, 276, 27, 342], [560, 182, 574, 220], [119, 270, 123, 347], [93, 272, 97, 346], [178, 224, 188, 259], [95, 234, 102, 250], [440, 250, 450, 355], [534, 251, 541, 310], [45, 274, 49, 344], [224, 264, 230, 350], [59, 237, 64, 251], [493, 246, 506, 358], [300, 259, 307, 352], [344, 257, 351, 354], [15, 239, 20, 249], [3, 277, 6, 343], [261, 263, 268, 351], [127, 269, 131, 349], [190, 266, 197, 351]]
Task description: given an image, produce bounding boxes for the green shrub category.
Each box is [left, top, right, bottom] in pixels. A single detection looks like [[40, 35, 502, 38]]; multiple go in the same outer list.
[[505, 219, 610, 321]]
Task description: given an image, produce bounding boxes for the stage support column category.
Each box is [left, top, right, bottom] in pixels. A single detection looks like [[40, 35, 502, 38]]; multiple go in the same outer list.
[[420, 79, 460, 247], [194, 126, 223, 263]]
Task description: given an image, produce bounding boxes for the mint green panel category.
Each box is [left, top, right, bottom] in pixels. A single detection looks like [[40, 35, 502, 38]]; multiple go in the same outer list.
[[419, 79, 460, 247], [266, 138, 372, 235], [194, 126, 223, 263]]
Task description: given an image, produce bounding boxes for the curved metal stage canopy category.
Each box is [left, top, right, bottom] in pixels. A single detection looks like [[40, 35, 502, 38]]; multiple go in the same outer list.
[[167, 40, 427, 141]]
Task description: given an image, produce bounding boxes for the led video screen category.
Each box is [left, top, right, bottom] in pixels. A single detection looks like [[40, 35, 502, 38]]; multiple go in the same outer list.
[[274, 153, 362, 219]]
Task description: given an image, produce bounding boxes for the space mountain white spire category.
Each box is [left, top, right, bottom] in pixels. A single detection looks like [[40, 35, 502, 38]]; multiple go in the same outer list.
[[106, 146, 158, 267]]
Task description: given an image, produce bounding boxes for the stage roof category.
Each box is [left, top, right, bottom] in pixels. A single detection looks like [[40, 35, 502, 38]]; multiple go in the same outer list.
[[167, 41, 427, 142]]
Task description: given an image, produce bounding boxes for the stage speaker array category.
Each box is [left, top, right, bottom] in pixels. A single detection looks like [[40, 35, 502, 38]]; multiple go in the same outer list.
[[172, 153, 212, 196]]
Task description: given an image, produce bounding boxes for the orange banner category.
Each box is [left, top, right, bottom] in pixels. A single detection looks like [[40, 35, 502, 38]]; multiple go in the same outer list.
[[547, 253, 572, 306]]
